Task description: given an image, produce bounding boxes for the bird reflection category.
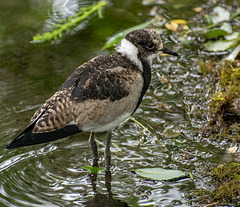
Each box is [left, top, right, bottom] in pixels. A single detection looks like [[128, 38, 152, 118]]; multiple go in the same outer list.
[[84, 170, 128, 207]]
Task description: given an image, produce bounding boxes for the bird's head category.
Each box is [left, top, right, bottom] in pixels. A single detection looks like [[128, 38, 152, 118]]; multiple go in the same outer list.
[[117, 29, 178, 70]]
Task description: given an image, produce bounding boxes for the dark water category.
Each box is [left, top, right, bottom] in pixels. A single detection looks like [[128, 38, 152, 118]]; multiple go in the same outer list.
[[0, 0, 238, 206]]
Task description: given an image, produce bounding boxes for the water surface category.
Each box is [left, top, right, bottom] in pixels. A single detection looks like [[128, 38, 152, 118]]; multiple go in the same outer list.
[[0, 0, 236, 206]]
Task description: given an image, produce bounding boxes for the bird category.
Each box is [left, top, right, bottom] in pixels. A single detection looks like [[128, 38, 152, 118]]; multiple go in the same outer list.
[[6, 29, 178, 169]]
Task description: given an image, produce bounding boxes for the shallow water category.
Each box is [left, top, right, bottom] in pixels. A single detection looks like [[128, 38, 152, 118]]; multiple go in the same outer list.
[[0, 0, 238, 206]]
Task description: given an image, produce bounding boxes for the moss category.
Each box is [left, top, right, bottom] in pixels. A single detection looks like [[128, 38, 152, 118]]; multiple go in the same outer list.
[[210, 163, 240, 204], [200, 60, 240, 143], [189, 163, 240, 206], [208, 61, 240, 122], [199, 60, 221, 76]]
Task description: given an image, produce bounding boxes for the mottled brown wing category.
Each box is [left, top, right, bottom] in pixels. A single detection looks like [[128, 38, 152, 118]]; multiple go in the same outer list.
[[6, 54, 140, 149], [32, 55, 138, 133]]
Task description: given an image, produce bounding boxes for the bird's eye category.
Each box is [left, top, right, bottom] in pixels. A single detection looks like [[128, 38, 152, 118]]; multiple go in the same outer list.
[[147, 43, 155, 49]]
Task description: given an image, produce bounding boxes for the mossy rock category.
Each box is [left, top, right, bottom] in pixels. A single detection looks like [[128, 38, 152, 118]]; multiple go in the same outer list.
[[208, 61, 240, 122]]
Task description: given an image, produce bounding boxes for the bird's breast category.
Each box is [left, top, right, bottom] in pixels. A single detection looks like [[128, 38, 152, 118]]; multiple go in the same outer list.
[[72, 72, 144, 132]]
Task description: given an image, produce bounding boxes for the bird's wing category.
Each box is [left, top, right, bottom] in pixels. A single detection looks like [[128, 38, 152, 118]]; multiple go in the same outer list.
[[32, 55, 137, 133], [6, 55, 141, 149]]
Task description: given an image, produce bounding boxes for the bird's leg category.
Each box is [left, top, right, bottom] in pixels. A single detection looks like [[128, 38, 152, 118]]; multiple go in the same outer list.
[[89, 131, 98, 167], [105, 170, 112, 198], [105, 130, 112, 170]]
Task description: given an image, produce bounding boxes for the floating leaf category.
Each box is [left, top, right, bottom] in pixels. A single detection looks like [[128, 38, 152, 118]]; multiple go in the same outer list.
[[102, 19, 155, 50], [205, 28, 227, 38], [135, 168, 186, 181], [210, 6, 230, 24], [204, 40, 235, 52], [82, 166, 106, 174]]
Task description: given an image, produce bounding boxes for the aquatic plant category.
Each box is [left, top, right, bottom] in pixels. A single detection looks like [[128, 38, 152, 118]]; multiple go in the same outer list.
[[32, 1, 106, 43]]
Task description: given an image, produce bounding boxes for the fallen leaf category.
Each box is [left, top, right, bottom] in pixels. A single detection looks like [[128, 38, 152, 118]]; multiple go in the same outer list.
[[228, 145, 238, 154], [171, 19, 187, 24], [190, 105, 195, 113], [182, 24, 189, 30], [194, 7, 202, 12], [160, 75, 168, 84], [165, 21, 178, 31]]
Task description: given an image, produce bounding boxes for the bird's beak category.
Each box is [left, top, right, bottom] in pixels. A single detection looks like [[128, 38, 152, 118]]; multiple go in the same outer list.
[[160, 46, 178, 56]]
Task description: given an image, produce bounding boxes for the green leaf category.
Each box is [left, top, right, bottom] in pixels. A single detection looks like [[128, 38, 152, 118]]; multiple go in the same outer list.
[[231, 8, 240, 19], [82, 166, 106, 174], [32, 1, 107, 43], [204, 14, 212, 25], [220, 22, 232, 34], [205, 28, 227, 38], [225, 32, 239, 41], [135, 168, 186, 181], [210, 6, 230, 24], [226, 44, 240, 61], [102, 19, 155, 50], [204, 40, 235, 51]]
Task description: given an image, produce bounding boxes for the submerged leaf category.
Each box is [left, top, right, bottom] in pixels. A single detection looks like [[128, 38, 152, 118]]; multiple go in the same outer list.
[[204, 40, 235, 51], [135, 168, 186, 181]]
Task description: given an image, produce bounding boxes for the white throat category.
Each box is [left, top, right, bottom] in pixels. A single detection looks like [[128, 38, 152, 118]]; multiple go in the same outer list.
[[116, 39, 143, 72]]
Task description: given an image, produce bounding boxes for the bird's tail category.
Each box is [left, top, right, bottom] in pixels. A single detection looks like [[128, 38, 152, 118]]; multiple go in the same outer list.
[[6, 111, 82, 149]]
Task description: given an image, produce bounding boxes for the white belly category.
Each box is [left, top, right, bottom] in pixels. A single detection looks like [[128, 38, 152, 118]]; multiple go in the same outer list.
[[82, 112, 131, 132]]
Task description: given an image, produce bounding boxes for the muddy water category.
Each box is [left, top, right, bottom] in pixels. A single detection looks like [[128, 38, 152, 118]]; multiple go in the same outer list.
[[0, 0, 236, 206]]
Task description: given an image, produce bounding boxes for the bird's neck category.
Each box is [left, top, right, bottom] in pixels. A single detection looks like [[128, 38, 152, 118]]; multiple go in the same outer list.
[[116, 39, 143, 72], [132, 58, 152, 113], [116, 38, 152, 113]]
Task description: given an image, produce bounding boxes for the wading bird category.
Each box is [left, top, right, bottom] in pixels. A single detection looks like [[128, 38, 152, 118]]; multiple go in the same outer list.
[[6, 29, 178, 169]]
